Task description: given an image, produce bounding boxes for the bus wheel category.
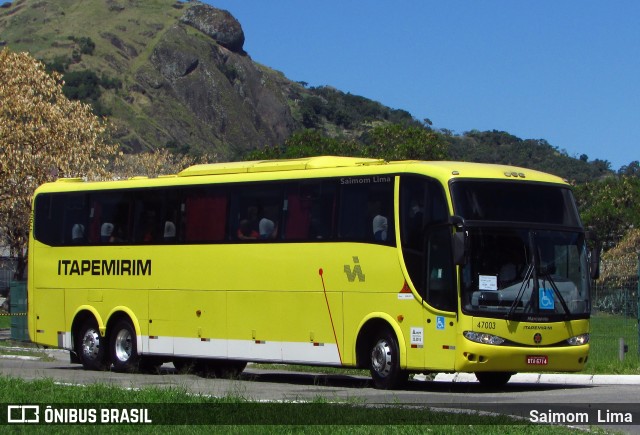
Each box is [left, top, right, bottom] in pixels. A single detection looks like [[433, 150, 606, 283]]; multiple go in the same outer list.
[[369, 330, 408, 389], [475, 371, 513, 387], [109, 319, 140, 372], [76, 319, 109, 371]]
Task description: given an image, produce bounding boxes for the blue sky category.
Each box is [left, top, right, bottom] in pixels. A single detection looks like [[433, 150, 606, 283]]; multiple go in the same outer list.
[[205, 1, 639, 171]]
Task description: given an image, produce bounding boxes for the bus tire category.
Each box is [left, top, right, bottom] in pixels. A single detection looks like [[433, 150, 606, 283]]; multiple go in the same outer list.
[[475, 371, 513, 387], [76, 319, 109, 371], [369, 330, 408, 389], [109, 319, 140, 372]]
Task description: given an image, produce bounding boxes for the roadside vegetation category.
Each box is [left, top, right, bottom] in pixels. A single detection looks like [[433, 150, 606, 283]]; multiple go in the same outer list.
[[588, 314, 640, 374]]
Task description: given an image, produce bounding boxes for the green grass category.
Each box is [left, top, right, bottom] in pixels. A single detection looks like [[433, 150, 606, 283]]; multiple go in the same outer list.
[[0, 377, 599, 434], [587, 313, 640, 374]]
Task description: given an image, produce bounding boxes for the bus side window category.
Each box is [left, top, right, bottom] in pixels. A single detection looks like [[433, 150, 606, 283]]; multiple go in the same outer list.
[[339, 178, 394, 243], [284, 181, 336, 240], [232, 184, 284, 242], [33, 193, 65, 246], [65, 194, 89, 245], [285, 191, 311, 239], [184, 188, 228, 243], [87, 201, 102, 243], [89, 192, 131, 244]]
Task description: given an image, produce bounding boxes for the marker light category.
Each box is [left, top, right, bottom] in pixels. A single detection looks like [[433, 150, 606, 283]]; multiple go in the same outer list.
[[463, 331, 506, 346]]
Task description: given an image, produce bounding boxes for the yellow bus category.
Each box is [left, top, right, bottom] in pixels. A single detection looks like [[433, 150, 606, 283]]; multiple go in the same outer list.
[[28, 156, 594, 389]]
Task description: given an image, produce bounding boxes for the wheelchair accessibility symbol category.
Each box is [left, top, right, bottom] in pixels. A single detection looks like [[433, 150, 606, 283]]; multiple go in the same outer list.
[[539, 288, 555, 310], [436, 316, 445, 330]]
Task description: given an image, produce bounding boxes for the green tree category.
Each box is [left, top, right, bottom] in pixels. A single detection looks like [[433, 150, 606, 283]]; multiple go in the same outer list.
[[574, 176, 640, 248], [246, 129, 360, 160], [362, 123, 447, 161], [619, 161, 640, 177], [62, 70, 101, 101], [247, 123, 448, 162]]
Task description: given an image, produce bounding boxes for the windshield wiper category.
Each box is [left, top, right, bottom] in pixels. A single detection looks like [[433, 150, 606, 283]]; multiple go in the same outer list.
[[508, 231, 538, 319], [507, 263, 534, 319]]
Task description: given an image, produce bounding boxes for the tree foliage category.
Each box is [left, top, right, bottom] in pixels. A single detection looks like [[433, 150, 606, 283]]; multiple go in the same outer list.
[[298, 86, 418, 130], [361, 123, 447, 161], [247, 124, 447, 162], [446, 130, 612, 184], [618, 160, 640, 178], [598, 228, 640, 290], [0, 48, 117, 270], [573, 176, 640, 248], [111, 148, 208, 179]]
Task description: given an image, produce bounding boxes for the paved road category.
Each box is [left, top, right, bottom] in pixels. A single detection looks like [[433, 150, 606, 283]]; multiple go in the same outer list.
[[1, 344, 640, 432]]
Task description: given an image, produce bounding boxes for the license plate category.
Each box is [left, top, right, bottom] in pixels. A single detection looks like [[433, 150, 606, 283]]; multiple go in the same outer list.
[[526, 355, 548, 365]]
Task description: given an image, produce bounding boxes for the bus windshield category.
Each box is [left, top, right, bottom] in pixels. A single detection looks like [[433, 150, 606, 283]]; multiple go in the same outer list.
[[459, 228, 590, 320], [451, 181, 590, 321]]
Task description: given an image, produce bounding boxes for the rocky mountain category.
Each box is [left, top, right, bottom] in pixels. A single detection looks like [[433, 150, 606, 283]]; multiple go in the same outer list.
[[0, 0, 414, 159], [0, 0, 617, 183]]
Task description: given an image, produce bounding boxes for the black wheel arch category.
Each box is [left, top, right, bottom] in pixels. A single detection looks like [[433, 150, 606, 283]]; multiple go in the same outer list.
[[71, 310, 103, 356], [355, 317, 401, 369]]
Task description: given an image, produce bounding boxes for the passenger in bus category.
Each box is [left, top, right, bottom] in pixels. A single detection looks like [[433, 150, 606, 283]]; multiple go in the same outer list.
[[259, 217, 278, 239], [237, 205, 259, 240], [140, 211, 157, 242], [164, 221, 176, 242], [371, 200, 389, 242], [100, 222, 114, 242], [372, 214, 388, 241], [237, 219, 259, 240], [71, 223, 85, 243], [109, 224, 126, 243], [258, 205, 279, 239]]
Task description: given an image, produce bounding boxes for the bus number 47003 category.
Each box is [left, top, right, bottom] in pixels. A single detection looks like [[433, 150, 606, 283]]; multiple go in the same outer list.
[[526, 356, 548, 365]]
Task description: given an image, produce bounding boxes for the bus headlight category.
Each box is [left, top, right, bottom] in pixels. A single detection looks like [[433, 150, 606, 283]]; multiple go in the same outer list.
[[567, 333, 589, 346], [463, 331, 506, 345]]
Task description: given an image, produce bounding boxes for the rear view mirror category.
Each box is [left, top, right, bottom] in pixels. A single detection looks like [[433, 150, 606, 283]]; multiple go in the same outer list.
[[453, 231, 467, 266], [449, 215, 467, 266]]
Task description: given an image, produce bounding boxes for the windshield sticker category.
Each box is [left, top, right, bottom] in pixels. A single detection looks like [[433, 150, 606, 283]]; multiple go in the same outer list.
[[539, 288, 555, 310], [479, 275, 498, 291]]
